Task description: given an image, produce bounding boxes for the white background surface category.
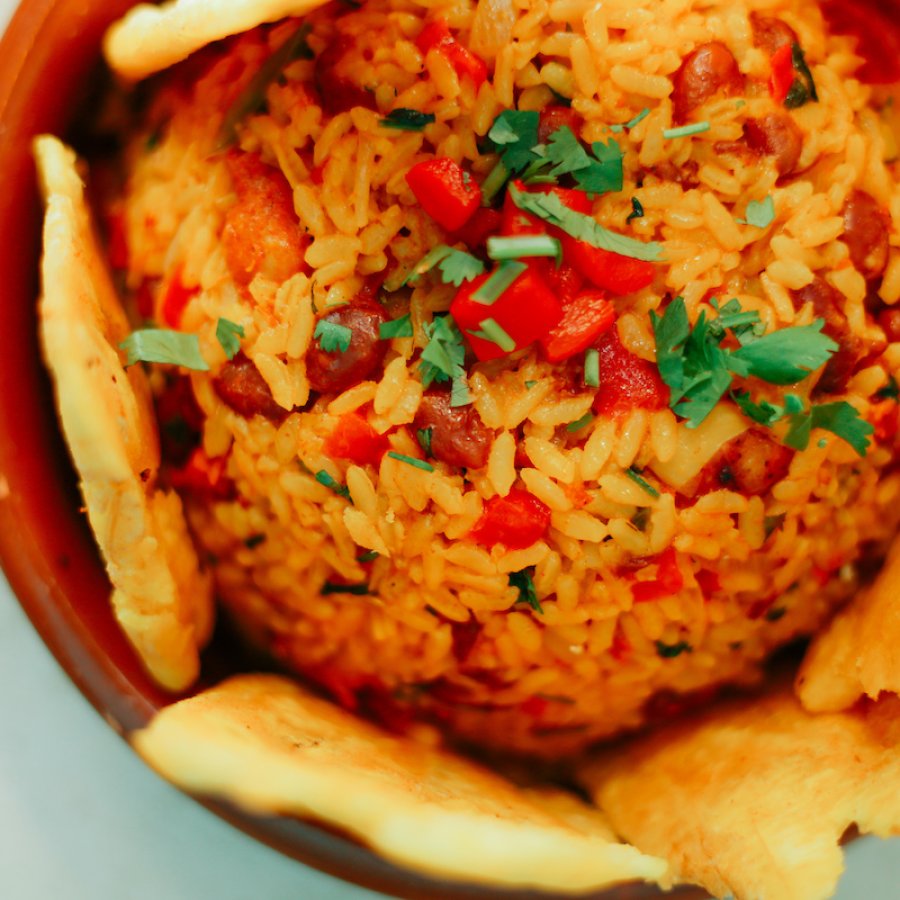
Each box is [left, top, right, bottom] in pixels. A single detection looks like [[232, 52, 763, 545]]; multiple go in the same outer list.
[[1, 0, 899, 897]]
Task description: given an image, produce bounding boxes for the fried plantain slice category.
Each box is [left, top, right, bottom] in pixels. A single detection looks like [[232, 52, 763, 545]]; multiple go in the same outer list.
[[132, 674, 667, 893], [103, 0, 331, 80], [797, 535, 900, 712], [579, 680, 900, 900], [35, 135, 214, 691]]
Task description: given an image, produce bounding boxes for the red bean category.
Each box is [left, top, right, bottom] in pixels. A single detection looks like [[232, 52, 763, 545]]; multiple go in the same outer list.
[[214, 352, 288, 421], [842, 190, 891, 281], [744, 114, 804, 175], [700, 429, 793, 496], [792, 277, 863, 394], [413, 390, 493, 469], [671, 42, 743, 123], [306, 299, 389, 394], [750, 13, 799, 55]]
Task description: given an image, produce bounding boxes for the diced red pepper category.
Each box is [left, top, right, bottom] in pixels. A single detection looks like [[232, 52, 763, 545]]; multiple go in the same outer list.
[[450, 206, 502, 250], [610, 627, 631, 661], [406, 158, 481, 232], [769, 44, 795, 104], [416, 19, 488, 88], [562, 235, 656, 296], [324, 412, 389, 467], [538, 105, 583, 144], [520, 695, 549, 718], [695, 569, 721, 597], [872, 399, 899, 443], [451, 266, 562, 361], [539, 261, 584, 305], [160, 269, 200, 328], [592, 327, 669, 415], [632, 547, 684, 603], [541, 290, 615, 363], [168, 447, 235, 500], [470, 488, 551, 549]]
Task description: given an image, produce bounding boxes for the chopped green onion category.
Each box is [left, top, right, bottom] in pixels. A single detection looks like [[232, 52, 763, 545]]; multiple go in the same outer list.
[[120, 329, 209, 371], [662, 122, 710, 139], [387, 451, 435, 472], [216, 318, 245, 359], [315, 469, 351, 500], [405, 244, 453, 285], [356, 550, 380, 563], [416, 427, 433, 456], [584, 348, 600, 387], [609, 108, 650, 133], [471, 260, 527, 305], [468, 318, 516, 352], [626, 467, 660, 498], [480, 159, 510, 205], [314, 319, 352, 353], [487, 235, 562, 263], [379, 108, 435, 131], [321, 580, 371, 596], [656, 640, 692, 658], [626, 197, 644, 223], [566, 412, 594, 433], [379, 314, 414, 340]]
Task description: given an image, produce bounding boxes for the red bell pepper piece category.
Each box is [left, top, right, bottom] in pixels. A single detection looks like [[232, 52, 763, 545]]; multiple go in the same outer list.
[[160, 269, 200, 327], [592, 327, 669, 415], [450, 266, 562, 361], [324, 412, 389, 467], [541, 263, 584, 305], [168, 447, 235, 500], [416, 19, 488, 87], [540, 290, 616, 363], [562, 235, 656, 295], [470, 488, 551, 549], [105, 211, 129, 270], [769, 44, 795, 104], [538, 105, 583, 144], [406, 158, 481, 232], [450, 206, 502, 250], [632, 547, 684, 603]]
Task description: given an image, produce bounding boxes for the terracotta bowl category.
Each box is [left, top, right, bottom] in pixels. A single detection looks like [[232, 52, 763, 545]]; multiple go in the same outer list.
[[0, 1, 896, 898]]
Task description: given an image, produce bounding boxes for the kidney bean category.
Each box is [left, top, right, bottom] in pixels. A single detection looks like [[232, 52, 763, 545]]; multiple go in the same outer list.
[[750, 13, 799, 54], [671, 42, 743, 123], [744, 114, 803, 175], [842, 190, 891, 281], [214, 352, 288, 421], [413, 390, 493, 470], [699, 429, 793, 496], [306, 299, 389, 394], [792, 278, 863, 394]]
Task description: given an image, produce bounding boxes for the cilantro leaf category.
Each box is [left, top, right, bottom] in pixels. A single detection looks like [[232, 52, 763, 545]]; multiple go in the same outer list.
[[728, 320, 837, 384], [379, 314, 413, 340], [439, 248, 486, 286], [314, 319, 352, 353], [737, 195, 775, 228], [509, 185, 663, 261], [509, 568, 543, 614], [487, 110, 541, 174], [731, 390, 784, 426], [419, 315, 467, 391], [578, 139, 624, 195], [215, 318, 244, 359], [379, 108, 435, 131], [450, 375, 472, 407], [627, 197, 644, 223], [785, 401, 873, 456], [120, 329, 209, 371]]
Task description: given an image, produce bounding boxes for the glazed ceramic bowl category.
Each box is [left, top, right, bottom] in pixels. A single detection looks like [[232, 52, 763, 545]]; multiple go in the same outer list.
[[0, 1, 895, 898]]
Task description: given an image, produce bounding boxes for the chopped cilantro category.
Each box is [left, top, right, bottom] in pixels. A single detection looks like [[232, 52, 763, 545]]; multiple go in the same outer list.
[[509, 568, 543, 614], [387, 451, 435, 472], [379, 108, 436, 131], [472, 260, 527, 304], [215, 318, 244, 359], [876, 375, 899, 400], [656, 640, 692, 658], [419, 315, 467, 391], [542, 127, 624, 195], [626, 467, 660, 498], [764, 513, 786, 537], [468, 318, 516, 352], [216, 24, 312, 149], [627, 197, 644, 223], [524, 380, 538, 390], [487, 110, 541, 175], [737, 195, 775, 228], [487, 235, 562, 263], [566, 412, 594, 432], [728, 322, 837, 385], [314, 319, 352, 353], [356, 550, 380, 563], [120, 329, 209, 371], [407, 245, 485, 287], [406, 244, 453, 284], [584, 348, 600, 387], [315, 469, 351, 500], [784, 400, 873, 456], [784, 43, 818, 109], [609, 108, 650, 133], [416, 426, 433, 456], [321, 580, 370, 596], [450, 375, 472, 407], [662, 121, 710, 139], [379, 314, 414, 340], [509, 185, 663, 262]]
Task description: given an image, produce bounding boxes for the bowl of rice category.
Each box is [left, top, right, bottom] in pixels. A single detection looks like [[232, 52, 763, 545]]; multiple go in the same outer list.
[[5, 0, 900, 897]]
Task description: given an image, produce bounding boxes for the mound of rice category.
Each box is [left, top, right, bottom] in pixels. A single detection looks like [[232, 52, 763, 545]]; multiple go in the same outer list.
[[107, 0, 900, 756]]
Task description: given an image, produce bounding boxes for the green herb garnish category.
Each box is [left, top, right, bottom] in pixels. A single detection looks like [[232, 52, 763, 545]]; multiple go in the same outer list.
[[416, 427, 434, 456], [609, 108, 650, 133], [379, 314, 414, 340], [737, 195, 775, 228], [584, 348, 600, 388], [525, 380, 538, 389], [627, 197, 644, 223], [487, 110, 541, 175], [387, 451, 435, 472], [216, 318, 244, 359], [626, 467, 660, 498], [244, 533, 266, 549], [876, 375, 899, 400], [662, 121, 710, 139], [419, 315, 467, 391], [784, 43, 818, 109], [314, 319, 353, 353], [120, 329, 209, 371], [321, 580, 371, 596], [566, 412, 594, 432], [315, 469, 351, 500], [509, 185, 663, 262], [468, 318, 516, 352], [509, 568, 543, 614], [542, 127, 624, 195], [471, 260, 527, 304], [656, 640, 692, 658], [356, 550, 380, 563], [379, 108, 436, 131], [487, 235, 562, 263], [407, 245, 485, 287]]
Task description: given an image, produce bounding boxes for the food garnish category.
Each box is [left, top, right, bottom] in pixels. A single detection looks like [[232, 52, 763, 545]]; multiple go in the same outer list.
[[120, 328, 210, 370]]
